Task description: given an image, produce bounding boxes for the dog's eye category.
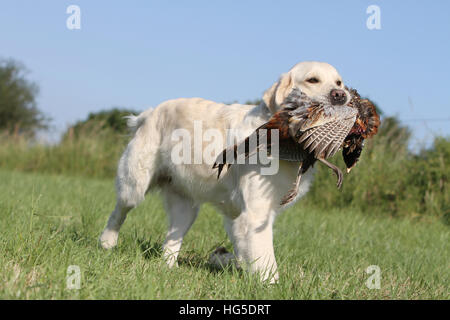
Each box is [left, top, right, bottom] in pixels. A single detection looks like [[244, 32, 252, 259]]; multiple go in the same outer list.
[[306, 78, 319, 84], [336, 80, 342, 86]]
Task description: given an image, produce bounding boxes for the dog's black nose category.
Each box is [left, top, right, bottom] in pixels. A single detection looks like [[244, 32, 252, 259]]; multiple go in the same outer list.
[[330, 89, 347, 105]]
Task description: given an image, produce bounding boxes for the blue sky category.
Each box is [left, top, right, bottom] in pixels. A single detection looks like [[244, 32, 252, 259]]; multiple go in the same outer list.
[[1, 1, 449, 146]]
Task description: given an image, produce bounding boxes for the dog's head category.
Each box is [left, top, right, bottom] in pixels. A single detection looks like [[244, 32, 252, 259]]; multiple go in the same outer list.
[[262, 61, 350, 113]]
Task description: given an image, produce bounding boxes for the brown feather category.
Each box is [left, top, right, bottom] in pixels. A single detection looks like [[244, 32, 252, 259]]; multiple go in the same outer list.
[[342, 88, 380, 171]]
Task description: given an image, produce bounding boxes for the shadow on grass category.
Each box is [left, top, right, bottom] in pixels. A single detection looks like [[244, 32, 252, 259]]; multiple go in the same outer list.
[[66, 228, 92, 247], [178, 250, 227, 275], [137, 237, 237, 275], [137, 238, 163, 260]]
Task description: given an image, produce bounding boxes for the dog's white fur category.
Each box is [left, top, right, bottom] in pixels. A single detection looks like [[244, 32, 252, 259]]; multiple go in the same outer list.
[[99, 61, 349, 283]]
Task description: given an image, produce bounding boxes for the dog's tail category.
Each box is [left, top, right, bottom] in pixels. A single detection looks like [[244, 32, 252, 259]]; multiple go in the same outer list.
[[116, 107, 158, 208], [125, 108, 154, 133]]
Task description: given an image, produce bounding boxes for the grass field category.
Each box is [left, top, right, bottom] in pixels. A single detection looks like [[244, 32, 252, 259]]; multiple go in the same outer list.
[[0, 169, 448, 299]]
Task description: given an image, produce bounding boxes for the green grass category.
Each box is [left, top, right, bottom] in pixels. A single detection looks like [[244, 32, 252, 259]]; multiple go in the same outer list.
[[0, 170, 448, 299]]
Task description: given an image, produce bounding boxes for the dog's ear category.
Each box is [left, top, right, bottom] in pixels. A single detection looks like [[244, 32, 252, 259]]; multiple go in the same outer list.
[[262, 72, 293, 113]]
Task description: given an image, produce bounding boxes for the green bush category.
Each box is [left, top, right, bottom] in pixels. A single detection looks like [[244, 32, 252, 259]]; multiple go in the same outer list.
[[408, 137, 449, 218], [303, 116, 449, 219], [62, 108, 140, 141]]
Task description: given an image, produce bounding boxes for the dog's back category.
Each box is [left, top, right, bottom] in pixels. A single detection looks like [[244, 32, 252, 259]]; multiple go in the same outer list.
[[116, 98, 262, 205]]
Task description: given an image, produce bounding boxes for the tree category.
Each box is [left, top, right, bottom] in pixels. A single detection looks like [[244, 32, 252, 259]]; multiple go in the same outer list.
[[0, 58, 48, 136]]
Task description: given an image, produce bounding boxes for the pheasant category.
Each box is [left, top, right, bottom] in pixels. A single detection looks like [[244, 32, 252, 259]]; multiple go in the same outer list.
[[213, 87, 380, 205], [342, 88, 380, 173]]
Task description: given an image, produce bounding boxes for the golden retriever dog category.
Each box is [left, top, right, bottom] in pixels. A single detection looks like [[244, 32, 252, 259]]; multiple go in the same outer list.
[[99, 61, 350, 283]]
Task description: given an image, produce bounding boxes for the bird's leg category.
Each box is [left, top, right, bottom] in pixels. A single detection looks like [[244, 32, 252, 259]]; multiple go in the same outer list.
[[318, 158, 343, 188], [280, 163, 304, 205]]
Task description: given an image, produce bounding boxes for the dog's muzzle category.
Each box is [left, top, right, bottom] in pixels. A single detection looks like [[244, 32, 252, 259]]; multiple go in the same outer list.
[[330, 89, 347, 105]]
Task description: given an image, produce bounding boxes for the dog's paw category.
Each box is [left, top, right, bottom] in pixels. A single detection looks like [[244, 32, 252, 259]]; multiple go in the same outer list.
[[99, 229, 119, 249], [162, 249, 179, 268]]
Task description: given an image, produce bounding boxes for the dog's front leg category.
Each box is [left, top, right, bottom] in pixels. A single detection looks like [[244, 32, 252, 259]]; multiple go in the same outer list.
[[224, 210, 279, 284]]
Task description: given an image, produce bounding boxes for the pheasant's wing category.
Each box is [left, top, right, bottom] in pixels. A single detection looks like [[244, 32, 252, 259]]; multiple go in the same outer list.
[[289, 104, 358, 159], [214, 106, 306, 159], [213, 121, 281, 178], [213, 107, 302, 178], [253, 109, 307, 162], [213, 90, 315, 171], [213, 99, 358, 178]]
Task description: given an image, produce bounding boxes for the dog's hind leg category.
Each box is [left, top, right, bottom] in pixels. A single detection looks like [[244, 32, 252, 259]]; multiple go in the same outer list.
[[99, 126, 158, 249], [161, 187, 199, 268]]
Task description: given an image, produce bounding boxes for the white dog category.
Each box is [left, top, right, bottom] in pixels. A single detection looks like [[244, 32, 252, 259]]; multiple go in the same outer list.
[[99, 61, 350, 283]]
